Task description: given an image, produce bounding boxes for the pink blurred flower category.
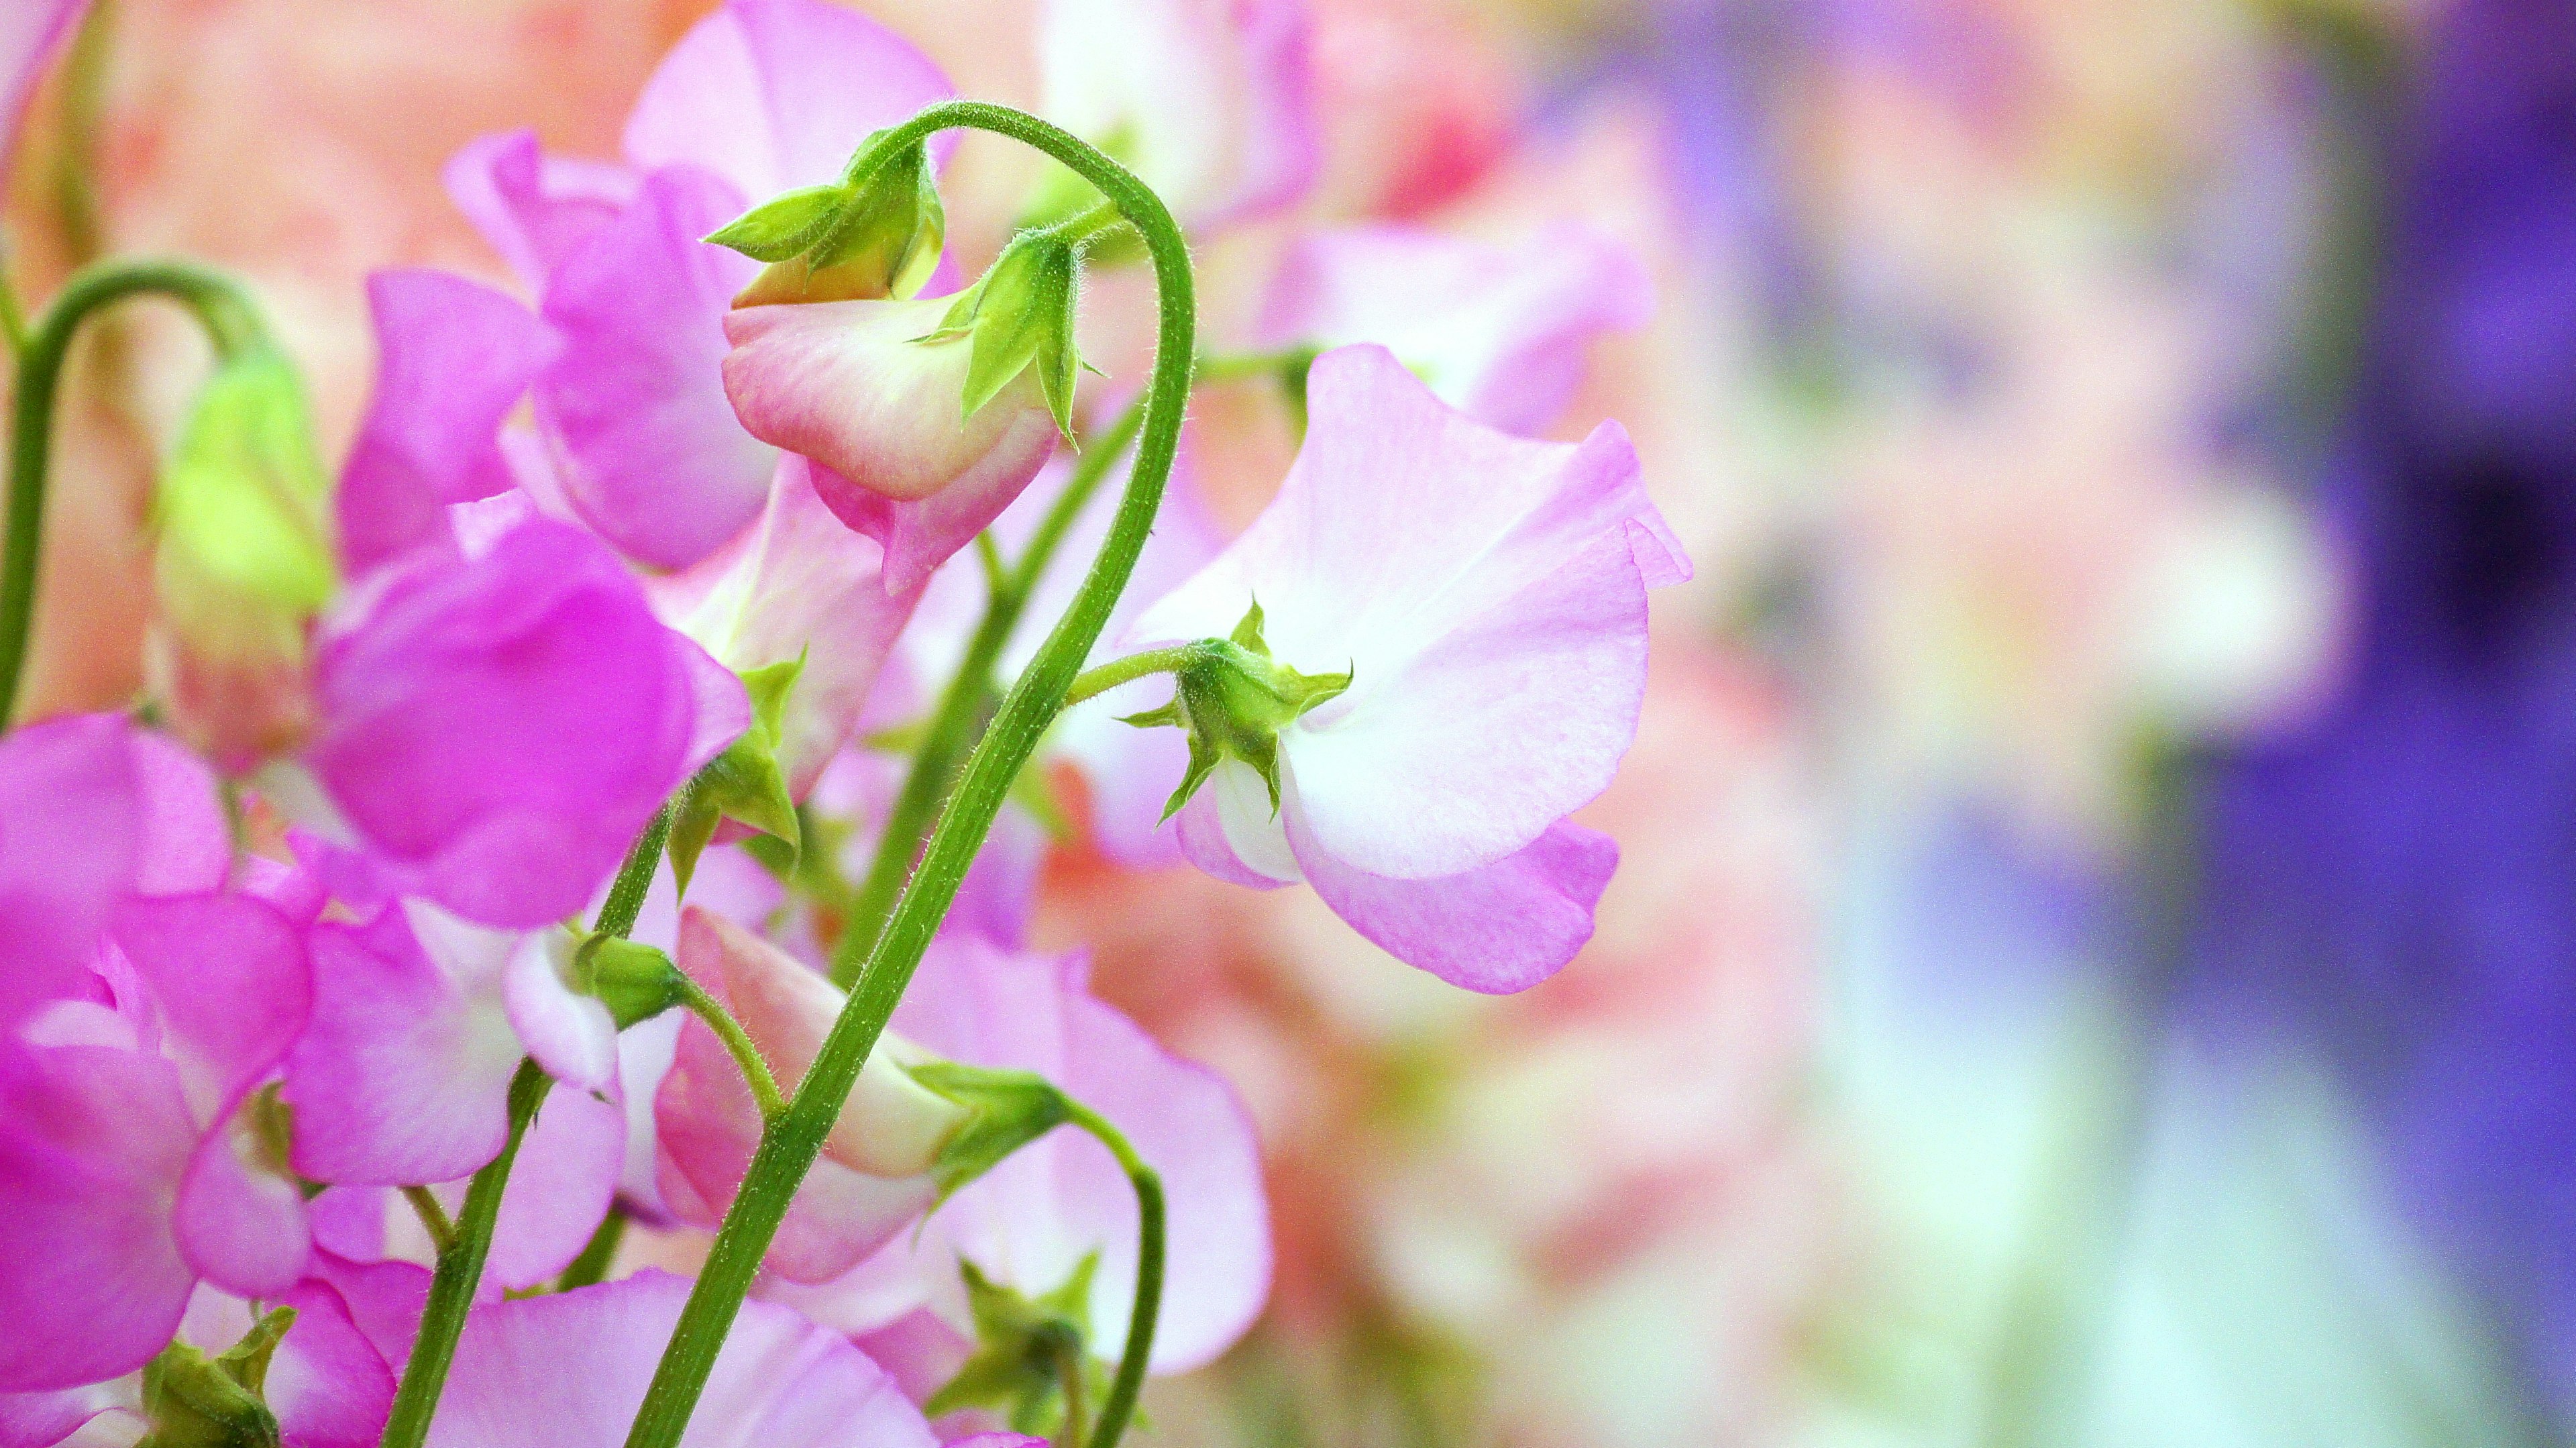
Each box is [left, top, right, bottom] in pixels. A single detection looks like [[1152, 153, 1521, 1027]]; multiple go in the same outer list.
[[1257, 222, 1652, 435], [300, 516, 743, 930], [427, 1272, 936, 1448], [1127, 344, 1690, 991], [0, 1, 85, 181]]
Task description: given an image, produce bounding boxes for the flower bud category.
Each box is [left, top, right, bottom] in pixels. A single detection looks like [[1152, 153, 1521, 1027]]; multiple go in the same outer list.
[[138, 1306, 294, 1448], [926, 229, 1083, 438], [147, 347, 336, 770], [711, 135, 947, 307]]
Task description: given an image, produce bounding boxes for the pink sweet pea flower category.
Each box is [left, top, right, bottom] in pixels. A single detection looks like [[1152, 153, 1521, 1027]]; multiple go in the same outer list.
[[0, 892, 313, 1391], [300, 516, 744, 930], [0, 1278, 399, 1448], [648, 460, 927, 805], [1126, 344, 1691, 992], [1038, 0, 1318, 231], [759, 935, 1270, 1376], [427, 1272, 935, 1448], [437, 0, 955, 569], [1257, 222, 1653, 435], [283, 899, 625, 1291], [718, 308, 1063, 597]]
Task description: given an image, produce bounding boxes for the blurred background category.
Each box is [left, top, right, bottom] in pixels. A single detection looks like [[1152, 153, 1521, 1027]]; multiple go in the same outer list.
[[7, 0, 2571, 1443]]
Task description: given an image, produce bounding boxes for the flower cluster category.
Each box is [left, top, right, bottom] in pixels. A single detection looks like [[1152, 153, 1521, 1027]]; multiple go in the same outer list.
[[0, 0, 1676, 1444]]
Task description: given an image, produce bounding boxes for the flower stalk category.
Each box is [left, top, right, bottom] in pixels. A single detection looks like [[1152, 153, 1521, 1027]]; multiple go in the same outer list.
[[1063, 1099, 1165, 1448], [621, 100, 1197, 1448]]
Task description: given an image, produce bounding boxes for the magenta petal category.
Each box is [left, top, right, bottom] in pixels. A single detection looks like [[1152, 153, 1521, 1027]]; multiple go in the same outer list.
[[484, 1084, 623, 1292], [264, 1279, 398, 1448], [305, 1251, 431, 1378], [173, 1117, 311, 1300], [623, 0, 955, 200], [441, 130, 640, 295], [0, 714, 142, 1023], [502, 935, 619, 1094], [1291, 815, 1616, 993], [0, 1043, 198, 1391], [0, 1381, 129, 1448], [109, 894, 311, 1118], [535, 166, 772, 569], [284, 907, 523, 1186], [339, 270, 557, 576], [309, 519, 714, 927], [130, 729, 227, 896], [430, 1273, 936, 1448]]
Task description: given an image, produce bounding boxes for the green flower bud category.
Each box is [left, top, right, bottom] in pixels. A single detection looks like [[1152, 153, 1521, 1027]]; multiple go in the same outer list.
[[570, 934, 688, 1029], [1120, 601, 1351, 821], [138, 1306, 294, 1448]]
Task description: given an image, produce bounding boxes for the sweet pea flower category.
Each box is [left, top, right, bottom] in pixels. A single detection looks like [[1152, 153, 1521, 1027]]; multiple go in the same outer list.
[[435, 0, 955, 568], [763, 932, 1271, 1378], [1038, 0, 1318, 231], [0, 890, 314, 1390], [1124, 344, 1690, 992], [298, 515, 745, 930], [429, 1273, 936, 1448], [1257, 222, 1652, 435], [282, 898, 628, 1292]]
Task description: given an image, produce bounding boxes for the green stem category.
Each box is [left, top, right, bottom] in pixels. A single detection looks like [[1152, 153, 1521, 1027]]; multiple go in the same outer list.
[[622, 100, 1195, 1448], [378, 1060, 550, 1448], [1062, 645, 1197, 709], [672, 970, 785, 1120], [379, 795, 678, 1442], [1, 259, 267, 725], [555, 1208, 628, 1293], [398, 1186, 456, 1254], [1064, 1100, 1165, 1448], [828, 391, 1148, 988]]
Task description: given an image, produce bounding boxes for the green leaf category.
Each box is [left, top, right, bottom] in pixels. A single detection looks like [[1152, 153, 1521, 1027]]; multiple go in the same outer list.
[[704, 183, 853, 263]]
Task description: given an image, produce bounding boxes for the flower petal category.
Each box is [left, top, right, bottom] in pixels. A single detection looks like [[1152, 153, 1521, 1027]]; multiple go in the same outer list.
[[441, 130, 639, 295], [484, 1083, 624, 1292], [109, 894, 311, 1120], [0, 714, 142, 1023], [1289, 813, 1617, 993]]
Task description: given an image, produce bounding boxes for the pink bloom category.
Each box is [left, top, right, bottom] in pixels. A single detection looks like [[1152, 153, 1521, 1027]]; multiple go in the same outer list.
[[0, 893, 313, 1390], [1038, 0, 1317, 231], [1258, 223, 1651, 435], [0, 1, 85, 172], [302, 517, 744, 929], [427, 1272, 936, 1448], [284, 900, 625, 1291], [649, 459, 928, 803], [762, 933, 1270, 1376], [438, 0, 955, 569], [1126, 344, 1690, 991], [719, 307, 1061, 597]]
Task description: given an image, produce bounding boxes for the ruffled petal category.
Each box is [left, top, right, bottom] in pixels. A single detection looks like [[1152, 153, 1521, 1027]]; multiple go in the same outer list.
[[441, 130, 639, 295], [1289, 814, 1616, 993], [109, 894, 311, 1121], [0, 714, 143, 1023]]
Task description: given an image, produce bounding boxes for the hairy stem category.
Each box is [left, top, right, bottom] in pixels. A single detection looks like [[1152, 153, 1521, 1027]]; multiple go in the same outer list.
[[398, 1186, 456, 1255], [623, 101, 1195, 1448], [1, 260, 266, 724], [1061, 644, 1199, 709], [828, 391, 1147, 987], [1064, 1100, 1165, 1448], [672, 970, 785, 1120]]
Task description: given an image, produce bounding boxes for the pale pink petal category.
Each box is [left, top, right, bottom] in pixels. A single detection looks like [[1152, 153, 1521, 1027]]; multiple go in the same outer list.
[[502, 935, 619, 1094], [1257, 223, 1651, 434], [1289, 815, 1616, 993], [484, 1084, 624, 1292], [622, 0, 955, 200], [535, 167, 773, 569], [429, 1273, 935, 1448], [284, 905, 523, 1186], [264, 1278, 398, 1448], [0, 1380, 129, 1448], [0, 1043, 197, 1391], [1171, 787, 1290, 890], [441, 131, 639, 295], [305, 1250, 431, 1377], [339, 270, 558, 576]]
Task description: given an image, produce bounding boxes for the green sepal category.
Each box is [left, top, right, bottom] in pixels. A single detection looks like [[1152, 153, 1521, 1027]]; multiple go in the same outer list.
[[704, 183, 851, 263], [569, 934, 687, 1029], [154, 346, 336, 654], [938, 231, 1083, 439], [1120, 600, 1352, 821], [668, 656, 805, 894], [136, 1307, 295, 1448], [904, 1060, 1072, 1206], [923, 1256, 1110, 1438]]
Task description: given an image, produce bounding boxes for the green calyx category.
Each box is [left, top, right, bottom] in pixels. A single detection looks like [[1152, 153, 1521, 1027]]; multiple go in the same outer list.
[[924, 229, 1085, 442], [137, 1307, 295, 1448], [667, 656, 804, 895], [708, 134, 945, 305], [568, 933, 687, 1029], [1120, 602, 1351, 822], [924, 1255, 1114, 1441], [154, 346, 335, 662], [904, 1060, 1073, 1206]]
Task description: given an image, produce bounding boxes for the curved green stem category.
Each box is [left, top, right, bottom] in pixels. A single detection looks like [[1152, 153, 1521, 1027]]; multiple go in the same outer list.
[[1062, 644, 1197, 709], [398, 1186, 456, 1254], [1, 259, 268, 725], [672, 970, 784, 1120], [380, 794, 679, 1444], [555, 1208, 628, 1293], [379, 1059, 549, 1448], [1063, 1100, 1165, 1448], [828, 391, 1148, 988], [623, 100, 1195, 1448]]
